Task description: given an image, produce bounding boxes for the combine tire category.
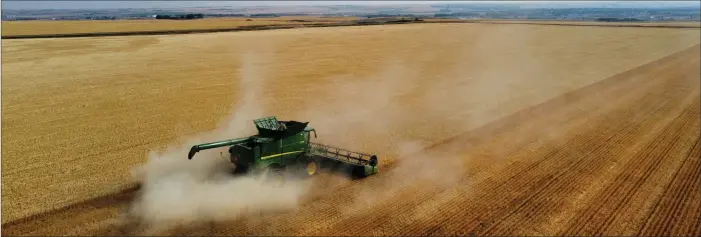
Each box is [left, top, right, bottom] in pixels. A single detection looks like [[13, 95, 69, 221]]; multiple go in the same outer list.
[[305, 158, 319, 176], [294, 156, 319, 177]]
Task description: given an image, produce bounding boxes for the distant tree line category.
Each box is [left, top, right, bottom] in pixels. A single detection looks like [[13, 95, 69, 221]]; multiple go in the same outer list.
[[85, 16, 117, 20], [434, 13, 482, 18], [206, 14, 247, 18], [155, 14, 204, 20], [249, 14, 279, 18], [366, 14, 418, 18], [596, 17, 644, 22]]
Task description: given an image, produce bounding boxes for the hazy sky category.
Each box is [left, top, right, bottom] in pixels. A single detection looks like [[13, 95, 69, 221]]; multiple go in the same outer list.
[[2, 1, 699, 10]]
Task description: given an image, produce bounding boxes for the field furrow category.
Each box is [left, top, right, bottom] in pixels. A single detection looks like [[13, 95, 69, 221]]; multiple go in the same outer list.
[[482, 63, 699, 235], [638, 135, 701, 236], [391, 44, 701, 236], [394, 44, 700, 235], [460, 93, 670, 235], [658, 143, 700, 236], [559, 65, 700, 236], [597, 100, 699, 235], [394, 91, 655, 235], [683, 140, 701, 237]]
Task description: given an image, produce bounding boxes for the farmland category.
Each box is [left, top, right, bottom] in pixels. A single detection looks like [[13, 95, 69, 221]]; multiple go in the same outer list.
[[2, 22, 700, 235], [0, 16, 361, 37], [4, 18, 699, 39]]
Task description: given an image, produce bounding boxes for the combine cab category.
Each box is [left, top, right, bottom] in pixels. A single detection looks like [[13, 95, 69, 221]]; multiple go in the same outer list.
[[187, 116, 379, 179]]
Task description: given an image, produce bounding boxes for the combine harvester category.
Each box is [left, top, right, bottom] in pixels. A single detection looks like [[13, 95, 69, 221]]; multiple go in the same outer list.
[[187, 116, 379, 180]]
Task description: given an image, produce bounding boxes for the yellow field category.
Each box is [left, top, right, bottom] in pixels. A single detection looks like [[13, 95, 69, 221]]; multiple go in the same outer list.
[[5, 17, 696, 37], [2, 23, 700, 235], [0, 16, 359, 36]]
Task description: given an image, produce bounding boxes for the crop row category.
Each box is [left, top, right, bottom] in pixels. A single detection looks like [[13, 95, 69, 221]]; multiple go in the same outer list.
[[637, 103, 701, 237]]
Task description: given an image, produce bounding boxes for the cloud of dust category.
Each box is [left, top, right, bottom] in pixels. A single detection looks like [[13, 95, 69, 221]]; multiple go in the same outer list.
[[125, 43, 312, 233], [317, 25, 563, 223], [128, 149, 311, 232], [298, 59, 415, 151], [290, 25, 565, 222], [292, 58, 469, 220], [335, 139, 467, 219]]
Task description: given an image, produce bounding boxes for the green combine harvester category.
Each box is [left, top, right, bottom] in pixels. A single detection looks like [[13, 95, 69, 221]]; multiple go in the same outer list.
[[187, 116, 379, 179]]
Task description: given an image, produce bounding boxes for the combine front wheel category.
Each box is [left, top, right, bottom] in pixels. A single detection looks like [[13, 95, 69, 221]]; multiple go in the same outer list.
[[305, 158, 319, 176], [295, 156, 319, 177]]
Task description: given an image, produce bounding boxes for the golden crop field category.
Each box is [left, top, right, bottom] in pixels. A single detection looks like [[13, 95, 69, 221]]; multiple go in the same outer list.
[[0, 16, 359, 36], [2, 22, 700, 235], [7, 17, 698, 38]]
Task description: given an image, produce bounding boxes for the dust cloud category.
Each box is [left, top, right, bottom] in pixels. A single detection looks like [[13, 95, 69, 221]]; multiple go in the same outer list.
[[291, 58, 470, 223], [125, 43, 312, 233], [284, 26, 560, 225]]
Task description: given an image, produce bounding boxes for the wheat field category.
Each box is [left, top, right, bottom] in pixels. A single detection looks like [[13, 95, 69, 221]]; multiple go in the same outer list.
[[0, 16, 359, 36], [2, 23, 700, 235], [4, 18, 697, 37]]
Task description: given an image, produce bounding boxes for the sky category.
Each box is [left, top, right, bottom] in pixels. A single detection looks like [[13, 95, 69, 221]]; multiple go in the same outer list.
[[2, 1, 699, 10]]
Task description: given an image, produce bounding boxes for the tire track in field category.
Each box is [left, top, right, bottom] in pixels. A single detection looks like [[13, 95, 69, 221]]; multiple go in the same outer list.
[[677, 142, 701, 237], [400, 45, 700, 233], [404, 57, 696, 235], [638, 136, 701, 236], [460, 45, 700, 236], [685, 144, 701, 237], [378, 75, 672, 236], [566, 65, 693, 233], [684, 140, 701, 237], [603, 97, 700, 235], [654, 137, 700, 237], [559, 97, 699, 236], [316, 44, 700, 236], [460, 89, 673, 235], [495, 72, 701, 235], [482, 96, 698, 235], [537, 96, 700, 236], [482, 45, 700, 234]]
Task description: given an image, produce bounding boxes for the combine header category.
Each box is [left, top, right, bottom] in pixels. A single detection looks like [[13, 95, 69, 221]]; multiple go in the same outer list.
[[187, 116, 379, 179]]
